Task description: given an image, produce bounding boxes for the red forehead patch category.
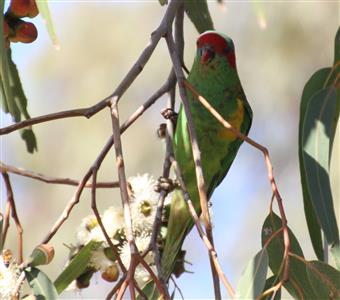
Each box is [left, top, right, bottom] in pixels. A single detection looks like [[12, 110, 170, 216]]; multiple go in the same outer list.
[[197, 32, 236, 68], [197, 32, 228, 55]]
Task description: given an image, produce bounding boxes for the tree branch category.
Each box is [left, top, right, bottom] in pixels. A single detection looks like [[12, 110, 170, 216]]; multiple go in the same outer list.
[[1, 172, 24, 263], [0, 161, 119, 188]]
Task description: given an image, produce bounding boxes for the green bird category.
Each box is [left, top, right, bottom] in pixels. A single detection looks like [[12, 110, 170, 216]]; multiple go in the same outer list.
[[161, 31, 253, 280]]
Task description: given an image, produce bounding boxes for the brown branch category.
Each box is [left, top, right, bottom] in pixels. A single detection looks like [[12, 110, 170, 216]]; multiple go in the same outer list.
[[110, 100, 137, 299], [0, 162, 119, 188], [0, 101, 109, 135], [90, 169, 126, 273], [166, 29, 221, 299], [105, 276, 126, 300], [2, 200, 11, 246], [183, 80, 291, 284], [110, 99, 169, 300], [1, 172, 23, 263], [170, 156, 236, 299], [147, 72, 176, 293]]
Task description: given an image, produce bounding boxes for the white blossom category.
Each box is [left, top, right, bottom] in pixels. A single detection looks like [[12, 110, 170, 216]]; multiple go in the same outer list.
[[89, 248, 114, 272], [128, 174, 159, 233], [76, 207, 124, 246], [0, 255, 20, 300], [119, 233, 155, 287]]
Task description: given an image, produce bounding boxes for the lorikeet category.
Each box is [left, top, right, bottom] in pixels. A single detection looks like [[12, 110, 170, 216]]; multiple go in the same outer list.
[[161, 30, 253, 280]]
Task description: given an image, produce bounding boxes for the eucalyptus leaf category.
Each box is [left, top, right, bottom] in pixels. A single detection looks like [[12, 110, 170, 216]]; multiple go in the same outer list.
[[236, 248, 268, 299], [298, 67, 331, 261], [262, 276, 281, 300], [25, 267, 59, 300], [261, 213, 316, 298], [184, 0, 214, 34], [302, 87, 340, 268], [305, 260, 340, 298], [0, 213, 3, 251], [54, 240, 99, 294], [36, 1, 59, 48]]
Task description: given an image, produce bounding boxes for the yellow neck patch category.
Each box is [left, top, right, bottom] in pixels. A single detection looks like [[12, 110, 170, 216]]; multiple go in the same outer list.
[[217, 98, 245, 141]]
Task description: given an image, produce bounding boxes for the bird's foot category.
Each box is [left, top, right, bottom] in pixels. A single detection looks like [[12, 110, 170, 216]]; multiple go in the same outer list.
[[156, 123, 167, 139], [161, 108, 178, 124], [154, 177, 180, 194]]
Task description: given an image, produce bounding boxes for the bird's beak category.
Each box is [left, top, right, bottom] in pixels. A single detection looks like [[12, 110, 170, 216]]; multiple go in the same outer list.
[[200, 46, 215, 64]]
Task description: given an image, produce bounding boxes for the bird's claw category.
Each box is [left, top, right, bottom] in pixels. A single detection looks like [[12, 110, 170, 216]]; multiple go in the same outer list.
[[154, 177, 180, 194], [161, 108, 178, 123]]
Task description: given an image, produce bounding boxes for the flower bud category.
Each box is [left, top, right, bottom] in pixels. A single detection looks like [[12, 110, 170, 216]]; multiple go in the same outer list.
[[28, 244, 54, 267], [101, 264, 119, 282], [10, 20, 37, 43], [3, 20, 10, 38], [9, 0, 39, 18]]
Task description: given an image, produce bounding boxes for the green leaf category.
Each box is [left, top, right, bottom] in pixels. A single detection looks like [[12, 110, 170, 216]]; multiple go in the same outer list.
[[305, 260, 340, 298], [184, 0, 214, 34], [158, 0, 168, 5], [261, 212, 317, 298], [298, 67, 331, 261], [21, 128, 38, 153], [25, 267, 59, 300], [0, 213, 3, 251], [236, 248, 268, 299], [302, 87, 340, 268], [1, 46, 38, 152], [54, 240, 99, 294], [262, 276, 281, 300], [139, 280, 159, 300], [36, 1, 59, 48], [334, 26, 339, 65]]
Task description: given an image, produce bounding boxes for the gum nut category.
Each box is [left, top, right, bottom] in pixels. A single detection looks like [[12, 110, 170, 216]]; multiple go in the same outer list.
[[9, 0, 30, 17], [15, 21, 38, 43]]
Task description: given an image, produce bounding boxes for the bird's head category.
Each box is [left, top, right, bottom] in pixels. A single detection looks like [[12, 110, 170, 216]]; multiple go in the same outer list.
[[196, 31, 236, 69]]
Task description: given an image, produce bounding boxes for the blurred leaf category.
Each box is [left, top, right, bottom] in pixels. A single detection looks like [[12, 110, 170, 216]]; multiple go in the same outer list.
[[36, 1, 59, 48], [25, 267, 58, 300], [184, 0, 214, 34], [54, 240, 99, 294], [261, 212, 317, 298], [21, 128, 38, 153], [236, 248, 268, 299], [139, 280, 160, 300], [262, 276, 281, 300], [302, 87, 340, 268], [298, 67, 331, 261], [0, 213, 3, 251], [334, 26, 339, 65], [304, 259, 340, 298], [1, 45, 38, 152], [158, 0, 168, 5], [299, 27, 340, 266]]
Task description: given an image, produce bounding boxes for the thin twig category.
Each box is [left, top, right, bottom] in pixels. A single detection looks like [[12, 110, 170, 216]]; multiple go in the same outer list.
[[1, 172, 23, 263], [110, 100, 169, 300], [90, 169, 126, 272], [105, 276, 126, 300], [0, 102, 109, 135], [2, 200, 11, 246], [110, 100, 137, 300], [0, 162, 119, 188], [166, 28, 221, 299], [170, 276, 185, 300], [170, 156, 236, 299], [184, 80, 291, 284], [148, 72, 176, 294]]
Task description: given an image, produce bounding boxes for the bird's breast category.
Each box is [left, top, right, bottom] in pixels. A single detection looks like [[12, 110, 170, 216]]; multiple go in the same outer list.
[[216, 98, 245, 141]]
